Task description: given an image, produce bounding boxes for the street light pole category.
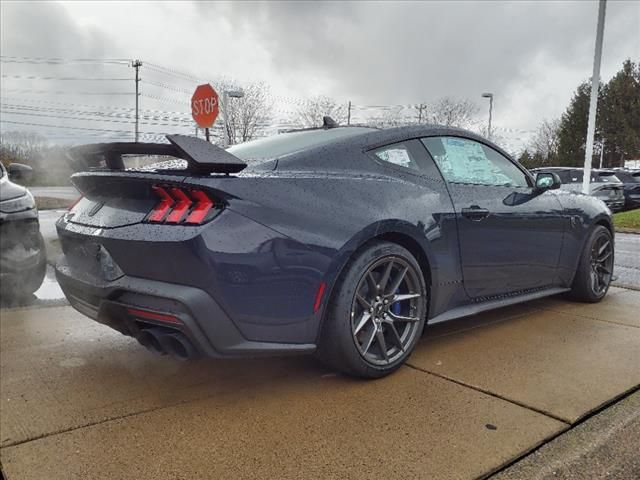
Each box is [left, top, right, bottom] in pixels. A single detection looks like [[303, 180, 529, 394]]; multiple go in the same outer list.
[[131, 59, 142, 143], [582, 0, 607, 194], [222, 90, 244, 147], [482, 93, 493, 140]]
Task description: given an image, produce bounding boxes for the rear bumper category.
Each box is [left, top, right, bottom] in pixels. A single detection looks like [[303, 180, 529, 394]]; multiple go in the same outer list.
[[55, 255, 316, 358]]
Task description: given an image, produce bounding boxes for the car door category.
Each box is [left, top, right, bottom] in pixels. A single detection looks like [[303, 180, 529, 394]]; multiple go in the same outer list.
[[421, 136, 565, 299]]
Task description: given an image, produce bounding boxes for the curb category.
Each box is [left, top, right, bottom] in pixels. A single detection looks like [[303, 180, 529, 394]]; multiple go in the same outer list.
[[615, 227, 640, 234]]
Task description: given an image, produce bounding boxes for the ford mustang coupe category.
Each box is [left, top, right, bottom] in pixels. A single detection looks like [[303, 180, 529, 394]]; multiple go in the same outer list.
[[56, 122, 615, 378]]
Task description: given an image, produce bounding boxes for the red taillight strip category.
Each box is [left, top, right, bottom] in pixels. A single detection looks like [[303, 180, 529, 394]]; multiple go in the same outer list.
[[185, 189, 214, 224], [148, 186, 175, 222], [127, 307, 183, 325], [165, 187, 193, 223]]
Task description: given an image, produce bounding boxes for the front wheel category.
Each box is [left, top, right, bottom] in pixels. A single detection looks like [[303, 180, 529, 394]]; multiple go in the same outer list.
[[317, 241, 427, 378], [569, 225, 614, 303]]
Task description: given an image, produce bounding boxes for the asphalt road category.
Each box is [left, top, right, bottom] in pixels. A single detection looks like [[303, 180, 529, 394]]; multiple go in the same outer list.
[[613, 232, 640, 289]]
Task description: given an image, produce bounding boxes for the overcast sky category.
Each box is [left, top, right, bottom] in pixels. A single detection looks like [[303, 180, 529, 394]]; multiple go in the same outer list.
[[1, 0, 638, 151]]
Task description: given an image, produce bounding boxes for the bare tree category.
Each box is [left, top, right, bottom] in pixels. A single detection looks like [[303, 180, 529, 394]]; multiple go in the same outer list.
[[0, 131, 48, 163], [530, 118, 560, 165], [208, 81, 273, 146], [366, 107, 413, 129], [425, 97, 479, 128], [295, 96, 348, 128]]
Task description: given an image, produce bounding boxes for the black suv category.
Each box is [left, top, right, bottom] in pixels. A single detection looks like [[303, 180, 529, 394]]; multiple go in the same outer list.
[[613, 169, 640, 210], [0, 162, 46, 298]]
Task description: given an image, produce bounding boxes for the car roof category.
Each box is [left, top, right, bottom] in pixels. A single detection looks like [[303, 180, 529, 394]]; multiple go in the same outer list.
[[311, 124, 513, 161]]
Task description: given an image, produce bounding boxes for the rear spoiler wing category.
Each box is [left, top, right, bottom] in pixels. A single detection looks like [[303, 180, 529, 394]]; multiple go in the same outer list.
[[67, 134, 247, 174]]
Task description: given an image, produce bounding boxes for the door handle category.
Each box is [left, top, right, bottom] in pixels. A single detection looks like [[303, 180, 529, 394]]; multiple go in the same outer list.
[[461, 206, 490, 221]]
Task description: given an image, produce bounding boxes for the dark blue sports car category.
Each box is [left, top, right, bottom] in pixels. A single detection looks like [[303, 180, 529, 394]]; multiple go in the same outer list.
[[55, 122, 614, 378]]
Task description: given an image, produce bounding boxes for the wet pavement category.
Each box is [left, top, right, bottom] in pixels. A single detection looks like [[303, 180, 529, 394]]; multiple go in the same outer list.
[[1, 287, 638, 479]]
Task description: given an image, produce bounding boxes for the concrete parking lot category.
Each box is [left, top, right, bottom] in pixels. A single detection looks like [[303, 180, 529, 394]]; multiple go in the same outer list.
[[1, 285, 638, 479]]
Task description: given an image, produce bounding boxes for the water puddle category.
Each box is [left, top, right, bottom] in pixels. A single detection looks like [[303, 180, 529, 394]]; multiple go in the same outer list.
[[1, 265, 67, 309]]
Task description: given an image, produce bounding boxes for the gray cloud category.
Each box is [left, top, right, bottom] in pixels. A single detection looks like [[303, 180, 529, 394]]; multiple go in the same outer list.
[[1, 0, 638, 149], [215, 1, 637, 102]]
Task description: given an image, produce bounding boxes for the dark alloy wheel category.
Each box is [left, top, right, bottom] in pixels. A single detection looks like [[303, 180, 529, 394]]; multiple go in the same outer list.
[[317, 241, 427, 378], [588, 230, 614, 296], [570, 225, 614, 302], [351, 256, 424, 366]]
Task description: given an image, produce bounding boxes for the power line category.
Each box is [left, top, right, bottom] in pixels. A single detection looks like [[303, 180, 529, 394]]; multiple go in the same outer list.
[[1, 75, 132, 81], [0, 56, 130, 65], [2, 103, 192, 123], [1, 96, 191, 117], [0, 109, 194, 128], [0, 119, 173, 136], [0, 89, 133, 95]]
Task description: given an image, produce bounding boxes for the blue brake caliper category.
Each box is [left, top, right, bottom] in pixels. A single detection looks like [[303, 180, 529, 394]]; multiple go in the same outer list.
[[391, 288, 401, 315]]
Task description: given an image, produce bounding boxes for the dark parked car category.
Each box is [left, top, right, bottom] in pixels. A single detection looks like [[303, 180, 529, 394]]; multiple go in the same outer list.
[[612, 169, 640, 210], [0, 162, 47, 299], [529, 167, 625, 211], [55, 125, 615, 378]]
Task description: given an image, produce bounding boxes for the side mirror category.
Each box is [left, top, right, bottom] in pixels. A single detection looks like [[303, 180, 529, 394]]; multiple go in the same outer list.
[[535, 172, 561, 191], [7, 163, 33, 183]]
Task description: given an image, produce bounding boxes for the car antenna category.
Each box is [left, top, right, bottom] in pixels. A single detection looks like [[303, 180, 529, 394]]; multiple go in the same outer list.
[[323, 116, 339, 129]]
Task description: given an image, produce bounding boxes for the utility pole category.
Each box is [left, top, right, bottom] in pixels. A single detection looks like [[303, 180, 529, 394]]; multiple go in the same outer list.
[[131, 59, 142, 143], [347, 101, 351, 125], [599, 137, 605, 169], [582, 0, 607, 194], [417, 104, 424, 124], [481, 93, 493, 140]]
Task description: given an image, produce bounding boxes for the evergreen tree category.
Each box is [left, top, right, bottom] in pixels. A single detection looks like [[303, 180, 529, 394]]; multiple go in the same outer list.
[[556, 82, 600, 166], [556, 59, 640, 168], [598, 59, 640, 167]]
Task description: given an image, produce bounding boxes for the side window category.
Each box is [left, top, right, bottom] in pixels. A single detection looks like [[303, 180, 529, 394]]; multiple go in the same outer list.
[[372, 142, 421, 171], [421, 137, 529, 187]]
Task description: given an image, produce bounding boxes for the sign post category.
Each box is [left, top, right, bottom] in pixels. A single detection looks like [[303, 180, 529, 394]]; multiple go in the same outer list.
[[191, 84, 220, 142]]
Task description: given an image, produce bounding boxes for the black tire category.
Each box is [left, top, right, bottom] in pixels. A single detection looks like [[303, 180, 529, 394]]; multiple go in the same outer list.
[[316, 241, 427, 378], [569, 225, 614, 303]]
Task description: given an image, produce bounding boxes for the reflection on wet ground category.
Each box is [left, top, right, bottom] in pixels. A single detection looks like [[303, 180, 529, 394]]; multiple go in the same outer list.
[[0, 265, 66, 309]]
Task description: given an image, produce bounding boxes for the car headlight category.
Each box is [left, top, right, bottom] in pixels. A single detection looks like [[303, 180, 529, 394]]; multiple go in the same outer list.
[[0, 191, 36, 213]]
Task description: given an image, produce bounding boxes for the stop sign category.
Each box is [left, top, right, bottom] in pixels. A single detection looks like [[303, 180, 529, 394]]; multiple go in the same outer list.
[[191, 84, 219, 128]]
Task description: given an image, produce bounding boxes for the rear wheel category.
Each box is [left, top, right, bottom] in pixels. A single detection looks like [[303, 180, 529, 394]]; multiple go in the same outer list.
[[569, 225, 614, 302], [317, 241, 427, 378]]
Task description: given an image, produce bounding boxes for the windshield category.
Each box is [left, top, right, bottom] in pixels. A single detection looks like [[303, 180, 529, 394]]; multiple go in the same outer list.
[[227, 127, 375, 164]]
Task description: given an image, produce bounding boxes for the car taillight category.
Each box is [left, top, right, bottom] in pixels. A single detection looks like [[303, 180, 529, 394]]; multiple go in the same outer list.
[[146, 185, 217, 225], [165, 187, 192, 223], [186, 189, 214, 224], [148, 186, 175, 222]]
